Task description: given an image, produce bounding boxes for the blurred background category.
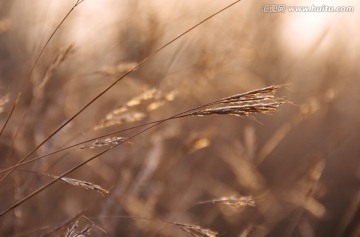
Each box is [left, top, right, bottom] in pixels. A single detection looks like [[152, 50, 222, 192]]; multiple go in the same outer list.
[[0, 0, 359, 236]]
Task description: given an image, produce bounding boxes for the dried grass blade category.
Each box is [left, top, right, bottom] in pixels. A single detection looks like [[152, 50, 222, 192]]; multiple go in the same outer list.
[[189, 102, 284, 117], [0, 94, 9, 114], [197, 195, 256, 207], [79, 136, 127, 149], [38, 45, 74, 90], [57, 176, 109, 195], [175, 223, 218, 237], [220, 84, 282, 103]]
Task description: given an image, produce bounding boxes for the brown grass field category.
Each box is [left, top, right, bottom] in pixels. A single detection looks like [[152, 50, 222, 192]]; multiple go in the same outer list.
[[0, 1, 360, 236]]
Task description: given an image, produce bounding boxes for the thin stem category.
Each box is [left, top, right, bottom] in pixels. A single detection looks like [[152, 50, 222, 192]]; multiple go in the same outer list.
[[0, 0, 86, 183], [0, 84, 241, 174], [0, 0, 242, 183], [0, 93, 19, 136], [0, 84, 246, 216]]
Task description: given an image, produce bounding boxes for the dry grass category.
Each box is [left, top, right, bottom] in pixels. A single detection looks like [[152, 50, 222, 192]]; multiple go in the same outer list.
[[0, 0, 359, 237]]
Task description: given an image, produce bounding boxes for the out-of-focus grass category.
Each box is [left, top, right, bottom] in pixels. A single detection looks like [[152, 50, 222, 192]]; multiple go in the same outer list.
[[0, 1, 359, 236]]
